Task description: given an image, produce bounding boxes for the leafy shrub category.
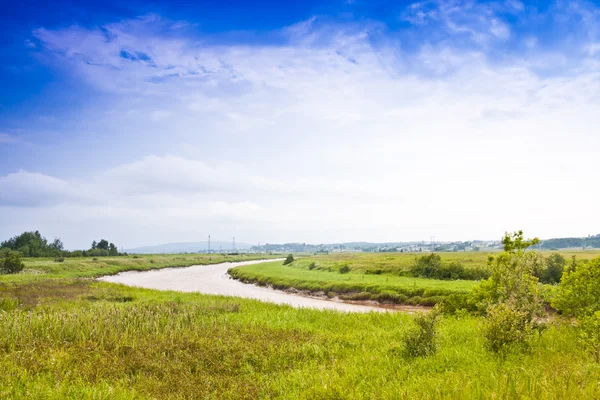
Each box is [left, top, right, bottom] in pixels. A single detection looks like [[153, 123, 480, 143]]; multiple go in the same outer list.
[[87, 249, 109, 257], [554, 257, 600, 317], [409, 254, 489, 281], [441, 293, 478, 315], [476, 231, 545, 353], [483, 303, 534, 354], [339, 264, 351, 274], [402, 306, 442, 358], [133, 255, 140, 259], [307, 262, 317, 270], [410, 253, 442, 278], [283, 254, 294, 265], [54, 257, 65, 263], [580, 312, 600, 363], [1, 250, 24, 274], [537, 253, 565, 284], [365, 269, 383, 275], [554, 256, 600, 362]]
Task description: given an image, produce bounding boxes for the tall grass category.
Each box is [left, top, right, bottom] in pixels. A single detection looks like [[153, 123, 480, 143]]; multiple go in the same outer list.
[[0, 280, 599, 399]]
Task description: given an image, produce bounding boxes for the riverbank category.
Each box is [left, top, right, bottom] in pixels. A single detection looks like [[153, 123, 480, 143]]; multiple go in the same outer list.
[[228, 260, 478, 306], [99, 259, 400, 312]]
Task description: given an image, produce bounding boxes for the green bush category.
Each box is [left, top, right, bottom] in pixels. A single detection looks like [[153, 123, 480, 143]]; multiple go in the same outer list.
[[476, 231, 545, 353], [554, 256, 600, 362], [307, 262, 317, 270], [483, 303, 534, 354], [580, 312, 600, 363], [339, 265, 351, 274], [283, 254, 294, 265], [1, 250, 24, 274], [537, 253, 565, 284], [553, 257, 600, 317], [410, 254, 489, 281], [402, 306, 442, 358]]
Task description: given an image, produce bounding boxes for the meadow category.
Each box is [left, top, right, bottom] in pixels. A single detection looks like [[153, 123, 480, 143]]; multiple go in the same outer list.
[[1, 250, 600, 398], [228, 259, 478, 305], [1, 279, 600, 399], [228, 250, 600, 305]]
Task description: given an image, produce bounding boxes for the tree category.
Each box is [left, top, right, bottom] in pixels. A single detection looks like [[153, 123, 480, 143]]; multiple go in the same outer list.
[[91, 241, 97, 250], [51, 238, 64, 251], [97, 240, 109, 251], [109, 243, 119, 256], [1, 250, 24, 274], [474, 231, 544, 353]]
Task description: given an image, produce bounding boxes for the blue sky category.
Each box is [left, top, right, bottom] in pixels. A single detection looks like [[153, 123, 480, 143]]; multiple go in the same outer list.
[[1, 0, 599, 249]]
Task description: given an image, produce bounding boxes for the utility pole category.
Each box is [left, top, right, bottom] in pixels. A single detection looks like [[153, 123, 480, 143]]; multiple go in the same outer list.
[[232, 237, 236, 252], [208, 235, 211, 254]]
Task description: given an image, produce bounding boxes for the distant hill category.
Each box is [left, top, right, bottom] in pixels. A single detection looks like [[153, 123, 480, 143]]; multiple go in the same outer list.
[[125, 241, 253, 254]]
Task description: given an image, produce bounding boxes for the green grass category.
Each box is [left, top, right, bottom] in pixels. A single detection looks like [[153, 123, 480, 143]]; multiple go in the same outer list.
[[1, 251, 599, 398], [3, 253, 281, 282], [229, 260, 478, 306], [0, 279, 599, 399], [280, 250, 600, 274], [228, 251, 600, 306]]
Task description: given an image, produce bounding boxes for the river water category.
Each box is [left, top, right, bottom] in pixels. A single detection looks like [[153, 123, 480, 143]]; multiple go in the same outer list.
[[99, 259, 388, 312]]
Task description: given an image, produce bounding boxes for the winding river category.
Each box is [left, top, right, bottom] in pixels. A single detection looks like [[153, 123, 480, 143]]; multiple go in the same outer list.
[[99, 259, 389, 312]]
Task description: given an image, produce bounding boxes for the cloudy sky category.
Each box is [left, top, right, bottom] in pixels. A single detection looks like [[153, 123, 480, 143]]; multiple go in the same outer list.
[[1, 0, 599, 249]]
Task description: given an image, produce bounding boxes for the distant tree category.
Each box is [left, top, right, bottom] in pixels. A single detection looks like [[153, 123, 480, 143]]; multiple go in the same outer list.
[[108, 243, 119, 256], [1, 250, 24, 274], [50, 238, 64, 251], [283, 254, 294, 265], [97, 240, 109, 251], [0, 231, 62, 257], [91, 241, 97, 250]]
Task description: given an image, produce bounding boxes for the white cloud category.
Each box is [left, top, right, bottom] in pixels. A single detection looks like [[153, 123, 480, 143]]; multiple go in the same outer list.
[[2, 7, 600, 248]]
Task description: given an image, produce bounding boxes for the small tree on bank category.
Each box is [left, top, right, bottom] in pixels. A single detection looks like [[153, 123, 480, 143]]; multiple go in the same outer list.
[[283, 254, 294, 265], [474, 231, 545, 354]]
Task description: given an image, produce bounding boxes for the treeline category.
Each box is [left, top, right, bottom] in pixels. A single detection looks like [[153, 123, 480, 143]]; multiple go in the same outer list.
[[539, 234, 600, 249], [0, 231, 125, 258]]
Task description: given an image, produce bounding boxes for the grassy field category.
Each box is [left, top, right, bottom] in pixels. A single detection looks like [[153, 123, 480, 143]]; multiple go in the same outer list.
[[1, 250, 600, 398], [229, 260, 478, 305], [228, 250, 600, 306], [3, 253, 281, 282], [271, 250, 600, 274], [1, 278, 599, 399]]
